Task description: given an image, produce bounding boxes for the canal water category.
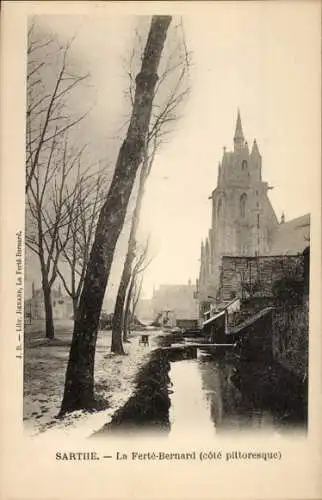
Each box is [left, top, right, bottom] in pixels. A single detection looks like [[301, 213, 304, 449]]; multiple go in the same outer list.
[[168, 351, 281, 437], [96, 340, 306, 436]]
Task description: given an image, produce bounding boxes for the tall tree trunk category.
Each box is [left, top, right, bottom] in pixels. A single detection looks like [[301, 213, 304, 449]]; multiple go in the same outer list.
[[132, 275, 143, 323], [123, 276, 135, 342], [60, 16, 172, 415], [111, 274, 128, 353], [72, 297, 78, 321], [39, 252, 55, 339], [42, 279, 55, 340], [111, 164, 147, 353]]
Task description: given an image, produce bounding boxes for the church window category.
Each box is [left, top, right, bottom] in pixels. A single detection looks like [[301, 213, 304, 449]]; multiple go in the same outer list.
[[242, 160, 248, 170], [256, 202, 259, 208], [256, 190, 259, 195], [239, 193, 247, 218]]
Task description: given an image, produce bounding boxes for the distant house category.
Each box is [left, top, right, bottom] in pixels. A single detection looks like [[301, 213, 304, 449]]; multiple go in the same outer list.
[[151, 280, 199, 327], [24, 283, 73, 320]]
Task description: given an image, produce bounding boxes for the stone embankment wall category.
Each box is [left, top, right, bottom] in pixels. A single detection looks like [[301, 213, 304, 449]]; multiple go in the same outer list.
[[272, 304, 308, 380], [235, 303, 308, 381], [235, 309, 273, 362], [218, 255, 304, 302]]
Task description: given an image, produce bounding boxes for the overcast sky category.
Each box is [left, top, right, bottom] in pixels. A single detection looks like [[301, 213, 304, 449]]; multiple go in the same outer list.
[[26, 3, 320, 302]]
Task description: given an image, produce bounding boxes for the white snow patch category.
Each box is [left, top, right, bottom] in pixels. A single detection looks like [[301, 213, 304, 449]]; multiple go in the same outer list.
[[24, 327, 163, 438]]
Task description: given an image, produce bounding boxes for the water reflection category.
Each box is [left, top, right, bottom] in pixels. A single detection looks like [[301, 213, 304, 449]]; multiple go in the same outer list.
[[168, 353, 286, 436], [169, 359, 216, 437], [198, 354, 275, 433]]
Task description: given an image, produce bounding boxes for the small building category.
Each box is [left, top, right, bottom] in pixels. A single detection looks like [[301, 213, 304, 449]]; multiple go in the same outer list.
[[203, 310, 226, 344], [151, 281, 199, 325], [203, 298, 241, 344], [24, 283, 73, 320]]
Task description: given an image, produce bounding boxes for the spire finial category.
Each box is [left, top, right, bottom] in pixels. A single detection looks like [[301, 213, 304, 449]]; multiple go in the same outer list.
[[234, 109, 244, 149]]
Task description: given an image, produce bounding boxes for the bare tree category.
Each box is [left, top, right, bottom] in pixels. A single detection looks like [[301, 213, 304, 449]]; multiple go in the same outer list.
[[55, 165, 109, 319], [123, 238, 152, 341], [131, 275, 144, 325], [25, 135, 86, 339], [26, 23, 90, 339], [111, 19, 191, 354], [26, 23, 90, 195], [60, 16, 172, 414]]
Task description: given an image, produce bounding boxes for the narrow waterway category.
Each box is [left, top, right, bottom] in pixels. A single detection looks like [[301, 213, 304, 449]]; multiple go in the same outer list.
[[94, 342, 306, 437], [168, 352, 279, 437], [169, 357, 217, 437]]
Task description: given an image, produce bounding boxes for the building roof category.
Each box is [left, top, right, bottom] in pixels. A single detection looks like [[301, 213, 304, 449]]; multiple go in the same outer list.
[[203, 310, 225, 326], [268, 213, 310, 256], [227, 307, 274, 335]]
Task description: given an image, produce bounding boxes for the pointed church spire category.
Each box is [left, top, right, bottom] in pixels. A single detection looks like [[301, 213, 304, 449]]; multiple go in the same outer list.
[[251, 138, 261, 157], [234, 109, 244, 150]]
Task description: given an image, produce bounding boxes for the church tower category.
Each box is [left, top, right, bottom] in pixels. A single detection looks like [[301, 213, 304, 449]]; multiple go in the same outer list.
[[200, 111, 279, 304]]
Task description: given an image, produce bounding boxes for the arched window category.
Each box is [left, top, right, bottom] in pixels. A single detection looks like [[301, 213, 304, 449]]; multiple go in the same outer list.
[[242, 160, 248, 170], [217, 198, 223, 218], [240, 193, 247, 218]]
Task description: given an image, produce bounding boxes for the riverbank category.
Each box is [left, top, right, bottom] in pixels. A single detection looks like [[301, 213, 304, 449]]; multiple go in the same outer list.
[[24, 322, 163, 438], [93, 348, 172, 437]]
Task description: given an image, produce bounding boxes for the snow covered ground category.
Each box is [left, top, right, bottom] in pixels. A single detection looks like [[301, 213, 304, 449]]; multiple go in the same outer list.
[[23, 321, 162, 439]]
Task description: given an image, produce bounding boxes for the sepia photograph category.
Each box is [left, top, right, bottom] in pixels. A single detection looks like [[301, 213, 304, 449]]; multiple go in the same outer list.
[[1, 1, 321, 499], [24, 9, 311, 439]]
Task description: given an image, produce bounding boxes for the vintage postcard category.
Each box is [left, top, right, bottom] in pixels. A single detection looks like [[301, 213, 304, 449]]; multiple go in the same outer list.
[[1, 1, 321, 499]]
